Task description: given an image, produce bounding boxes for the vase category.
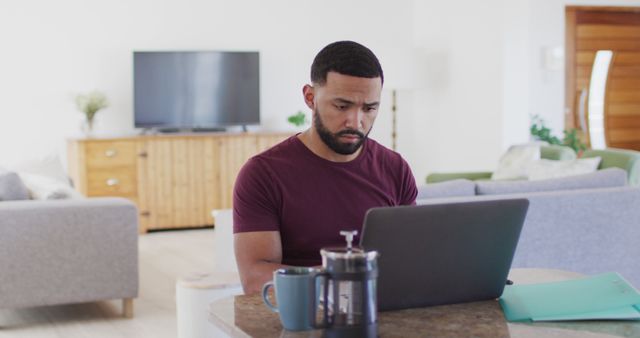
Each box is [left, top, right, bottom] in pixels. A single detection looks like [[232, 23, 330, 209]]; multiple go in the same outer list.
[[82, 119, 95, 138]]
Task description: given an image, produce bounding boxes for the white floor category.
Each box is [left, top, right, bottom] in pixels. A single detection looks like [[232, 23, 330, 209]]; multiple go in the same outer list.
[[0, 228, 220, 338]]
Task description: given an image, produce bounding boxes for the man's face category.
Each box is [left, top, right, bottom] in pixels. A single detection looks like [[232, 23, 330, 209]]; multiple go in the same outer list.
[[305, 72, 382, 155]]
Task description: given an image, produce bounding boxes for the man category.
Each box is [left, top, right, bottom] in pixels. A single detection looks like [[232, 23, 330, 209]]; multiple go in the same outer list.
[[233, 41, 417, 294]]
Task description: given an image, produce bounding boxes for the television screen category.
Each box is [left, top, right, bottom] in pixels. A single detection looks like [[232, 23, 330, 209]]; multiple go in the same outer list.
[[134, 51, 260, 129]]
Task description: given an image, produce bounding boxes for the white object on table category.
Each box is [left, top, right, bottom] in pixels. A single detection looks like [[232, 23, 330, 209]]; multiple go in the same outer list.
[[176, 272, 243, 338], [176, 209, 243, 338]]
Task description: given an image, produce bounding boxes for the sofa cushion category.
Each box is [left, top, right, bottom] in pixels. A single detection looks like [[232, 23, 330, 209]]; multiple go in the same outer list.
[[491, 144, 541, 180], [417, 179, 476, 200], [0, 170, 30, 201], [19, 173, 84, 200], [476, 168, 627, 195], [4, 153, 70, 185], [526, 157, 601, 181]]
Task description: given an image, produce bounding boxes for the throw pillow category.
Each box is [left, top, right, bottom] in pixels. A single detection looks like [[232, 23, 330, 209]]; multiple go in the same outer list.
[[416, 179, 476, 200], [0, 170, 30, 201], [476, 167, 626, 195], [526, 157, 602, 181], [18, 173, 84, 200], [4, 153, 70, 185], [491, 144, 541, 180]]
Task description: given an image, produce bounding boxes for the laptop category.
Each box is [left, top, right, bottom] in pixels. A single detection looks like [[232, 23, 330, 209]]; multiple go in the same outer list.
[[360, 199, 529, 311]]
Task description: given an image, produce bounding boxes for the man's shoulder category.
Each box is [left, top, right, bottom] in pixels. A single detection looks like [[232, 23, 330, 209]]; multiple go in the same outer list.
[[235, 135, 303, 200], [242, 135, 301, 172], [251, 134, 301, 163]]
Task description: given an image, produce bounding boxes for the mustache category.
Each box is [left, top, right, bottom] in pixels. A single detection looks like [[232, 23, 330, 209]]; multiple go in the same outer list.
[[336, 129, 365, 139]]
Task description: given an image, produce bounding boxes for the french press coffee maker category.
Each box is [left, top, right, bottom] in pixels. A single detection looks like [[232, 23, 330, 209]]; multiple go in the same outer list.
[[316, 230, 379, 337]]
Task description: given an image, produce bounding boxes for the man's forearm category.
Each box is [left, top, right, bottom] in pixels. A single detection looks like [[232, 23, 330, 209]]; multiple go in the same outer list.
[[241, 260, 288, 295]]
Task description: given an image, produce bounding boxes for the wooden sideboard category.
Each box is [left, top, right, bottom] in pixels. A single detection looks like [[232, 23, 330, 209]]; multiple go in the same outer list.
[[67, 132, 290, 233]]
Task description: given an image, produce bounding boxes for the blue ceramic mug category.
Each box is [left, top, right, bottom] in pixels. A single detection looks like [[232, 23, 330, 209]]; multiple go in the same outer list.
[[262, 267, 322, 331]]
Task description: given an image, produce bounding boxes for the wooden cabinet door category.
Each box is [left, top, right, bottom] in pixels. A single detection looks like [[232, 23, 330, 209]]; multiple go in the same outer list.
[[217, 135, 261, 209], [136, 133, 290, 231], [138, 137, 219, 230], [216, 134, 289, 209]]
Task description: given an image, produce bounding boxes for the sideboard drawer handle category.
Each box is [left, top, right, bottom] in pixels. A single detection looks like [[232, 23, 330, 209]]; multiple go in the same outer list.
[[106, 178, 120, 186], [105, 149, 118, 157]]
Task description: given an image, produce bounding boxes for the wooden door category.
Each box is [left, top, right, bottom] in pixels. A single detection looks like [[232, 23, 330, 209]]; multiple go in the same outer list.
[[566, 6, 640, 150]]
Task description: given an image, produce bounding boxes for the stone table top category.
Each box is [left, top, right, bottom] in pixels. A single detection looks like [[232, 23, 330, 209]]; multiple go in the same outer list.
[[208, 268, 640, 338]]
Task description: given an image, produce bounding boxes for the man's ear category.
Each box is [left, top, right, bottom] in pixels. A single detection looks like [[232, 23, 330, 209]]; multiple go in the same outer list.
[[302, 84, 315, 109]]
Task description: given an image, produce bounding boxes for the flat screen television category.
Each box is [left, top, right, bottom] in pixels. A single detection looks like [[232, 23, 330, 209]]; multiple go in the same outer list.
[[134, 51, 260, 131]]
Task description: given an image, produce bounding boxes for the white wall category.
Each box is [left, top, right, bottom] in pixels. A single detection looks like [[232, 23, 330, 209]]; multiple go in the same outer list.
[[409, 0, 514, 177], [3, 0, 639, 183], [503, 0, 531, 151], [0, 0, 413, 164]]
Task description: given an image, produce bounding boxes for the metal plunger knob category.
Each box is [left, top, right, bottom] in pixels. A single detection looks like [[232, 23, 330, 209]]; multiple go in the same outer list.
[[339, 230, 358, 251]]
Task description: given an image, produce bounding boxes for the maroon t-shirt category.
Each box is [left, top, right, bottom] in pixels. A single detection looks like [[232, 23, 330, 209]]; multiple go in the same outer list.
[[233, 135, 417, 266]]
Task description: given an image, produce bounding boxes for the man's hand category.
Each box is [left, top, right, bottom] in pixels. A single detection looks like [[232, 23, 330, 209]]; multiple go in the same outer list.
[[234, 231, 286, 294]]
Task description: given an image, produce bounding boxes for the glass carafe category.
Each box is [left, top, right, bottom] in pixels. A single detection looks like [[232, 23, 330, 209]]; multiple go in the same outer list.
[[318, 231, 378, 337]]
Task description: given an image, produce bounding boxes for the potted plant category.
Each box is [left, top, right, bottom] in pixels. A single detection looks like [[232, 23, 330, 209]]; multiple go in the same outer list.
[[530, 115, 588, 156], [75, 91, 108, 137], [287, 111, 308, 127]]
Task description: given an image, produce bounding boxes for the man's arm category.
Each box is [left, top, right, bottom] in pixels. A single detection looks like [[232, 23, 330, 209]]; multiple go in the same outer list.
[[234, 230, 287, 294]]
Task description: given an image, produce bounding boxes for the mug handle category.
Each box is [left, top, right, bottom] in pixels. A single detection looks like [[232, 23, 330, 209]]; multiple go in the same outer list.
[[312, 271, 330, 329], [262, 281, 279, 313]]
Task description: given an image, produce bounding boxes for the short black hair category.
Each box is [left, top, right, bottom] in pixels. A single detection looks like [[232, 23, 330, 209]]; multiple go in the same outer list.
[[310, 40, 384, 86]]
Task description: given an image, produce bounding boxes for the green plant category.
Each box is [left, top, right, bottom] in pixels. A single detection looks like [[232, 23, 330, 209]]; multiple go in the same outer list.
[[75, 91, 109, 124], [530, 115, 561, 145], [287, 111, 307, 127], [530, 115, 588, 155], [563, 128, 588, 155]]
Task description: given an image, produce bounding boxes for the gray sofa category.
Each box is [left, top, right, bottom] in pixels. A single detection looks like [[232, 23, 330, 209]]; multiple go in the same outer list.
[[0, 197, 139, 316], [416, 168, 640, 286]]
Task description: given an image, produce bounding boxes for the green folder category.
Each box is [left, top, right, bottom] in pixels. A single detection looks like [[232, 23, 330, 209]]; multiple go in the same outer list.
[[499, 272, 640, 322]]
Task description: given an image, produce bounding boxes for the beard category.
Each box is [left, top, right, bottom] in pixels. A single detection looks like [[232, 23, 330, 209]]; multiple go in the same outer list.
[[313, 108, 370, 155]]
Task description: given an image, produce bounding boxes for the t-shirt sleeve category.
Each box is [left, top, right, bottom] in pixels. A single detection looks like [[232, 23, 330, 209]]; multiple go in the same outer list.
[[233, 157, 281, 233], [398, 158, 418, 206]]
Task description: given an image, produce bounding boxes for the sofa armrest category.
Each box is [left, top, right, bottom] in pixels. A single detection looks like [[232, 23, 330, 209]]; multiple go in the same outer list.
[[0, 197, 139, 308], [426, 171, 493, 184], [583, 148, 640, 186]]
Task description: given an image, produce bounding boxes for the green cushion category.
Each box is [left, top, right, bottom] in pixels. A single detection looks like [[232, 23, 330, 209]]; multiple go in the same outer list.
[[426, 172, 492, 184], [583, 148, 640, 186]]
